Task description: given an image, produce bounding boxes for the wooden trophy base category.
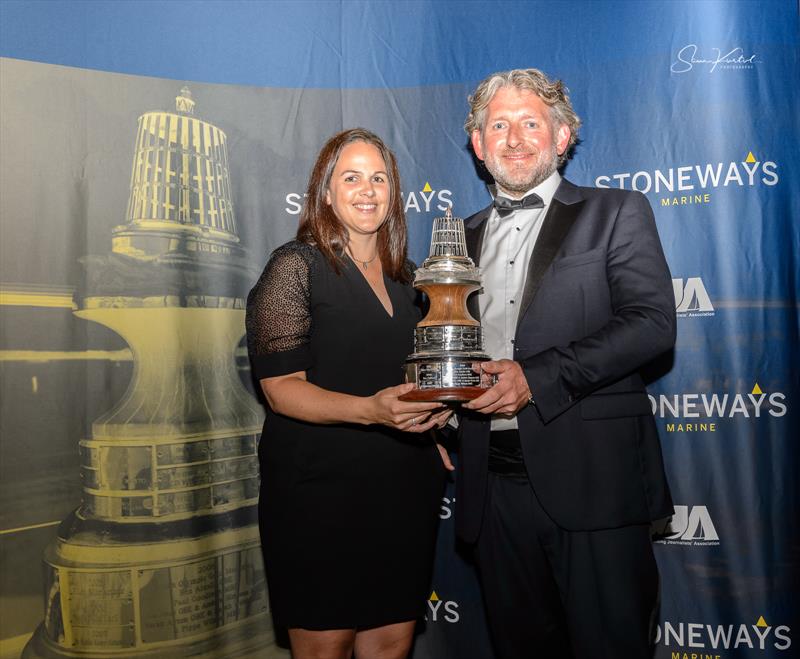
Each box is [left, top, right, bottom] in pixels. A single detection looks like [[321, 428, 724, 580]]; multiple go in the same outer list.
[[399, 386, 486, 403]]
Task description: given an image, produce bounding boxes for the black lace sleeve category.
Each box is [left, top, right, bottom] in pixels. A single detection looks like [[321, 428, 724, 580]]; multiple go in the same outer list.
[[245, 241, 316, 380]]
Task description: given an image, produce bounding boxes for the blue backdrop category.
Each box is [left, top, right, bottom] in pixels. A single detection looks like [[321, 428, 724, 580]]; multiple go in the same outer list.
[[1, 1, 797, 658]]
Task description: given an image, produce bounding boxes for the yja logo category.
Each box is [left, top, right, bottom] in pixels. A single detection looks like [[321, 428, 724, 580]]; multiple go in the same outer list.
[[653, 505, 719, 546], [425, 591, 460, 624], [673, 277, 714, 317], [656, 615, 791, 655]]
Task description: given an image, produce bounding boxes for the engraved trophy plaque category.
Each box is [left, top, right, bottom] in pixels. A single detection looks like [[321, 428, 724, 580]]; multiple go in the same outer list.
[[400, 207, 492, 402]]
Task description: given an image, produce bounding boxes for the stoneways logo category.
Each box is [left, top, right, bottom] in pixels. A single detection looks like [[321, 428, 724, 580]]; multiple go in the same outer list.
[[439, 495, 455, 520], [595, 152, 777, 208], [285, 182, 452, 216], [425, 590, 460, 624], [649, 382, 787, 433], [402, 182, 453, 214], [656, 615, 791, 657]]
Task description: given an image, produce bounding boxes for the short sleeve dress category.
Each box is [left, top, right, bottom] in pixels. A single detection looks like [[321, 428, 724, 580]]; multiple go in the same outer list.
[[245, 240, 445, 630]]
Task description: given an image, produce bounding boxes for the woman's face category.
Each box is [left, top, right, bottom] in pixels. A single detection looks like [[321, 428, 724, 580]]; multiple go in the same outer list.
[[325, 141, 389, 239]]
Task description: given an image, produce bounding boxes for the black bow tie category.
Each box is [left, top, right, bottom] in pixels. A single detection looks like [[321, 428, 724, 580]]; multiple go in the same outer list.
[[493, 193, 545, 217]]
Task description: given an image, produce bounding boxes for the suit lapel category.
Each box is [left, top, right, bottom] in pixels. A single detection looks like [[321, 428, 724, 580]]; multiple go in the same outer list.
[[515, 181, 585, 331], [464, 205, 492, 322]]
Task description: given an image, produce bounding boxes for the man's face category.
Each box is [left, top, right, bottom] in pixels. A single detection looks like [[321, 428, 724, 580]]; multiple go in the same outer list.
[[471, 86, 571, 197]]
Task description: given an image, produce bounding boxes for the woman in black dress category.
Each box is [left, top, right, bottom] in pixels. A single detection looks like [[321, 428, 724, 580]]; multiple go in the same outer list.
[[246, 128, 452, 659]]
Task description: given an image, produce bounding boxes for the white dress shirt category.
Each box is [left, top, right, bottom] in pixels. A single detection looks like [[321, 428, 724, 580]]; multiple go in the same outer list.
[[479, 171, 561, 431]]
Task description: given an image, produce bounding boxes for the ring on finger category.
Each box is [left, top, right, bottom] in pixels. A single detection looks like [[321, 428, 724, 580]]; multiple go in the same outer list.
[[411, 417, 417, 426]]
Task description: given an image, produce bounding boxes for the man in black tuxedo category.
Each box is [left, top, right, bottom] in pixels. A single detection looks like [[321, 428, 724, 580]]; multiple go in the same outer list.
[[455, 69, 675, 658]]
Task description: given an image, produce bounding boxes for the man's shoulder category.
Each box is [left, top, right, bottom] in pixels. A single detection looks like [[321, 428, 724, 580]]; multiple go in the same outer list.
[[464, 202, 493, 228], [560, 178, 646, 205]]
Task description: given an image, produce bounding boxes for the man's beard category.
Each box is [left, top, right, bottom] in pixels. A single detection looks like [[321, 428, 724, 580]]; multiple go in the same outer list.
[[482, 140, 559, 198]]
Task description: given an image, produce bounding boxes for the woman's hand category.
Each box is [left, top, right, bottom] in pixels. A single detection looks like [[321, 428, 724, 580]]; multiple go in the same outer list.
[[261, 374, 455, 430], [436, 443, 455, 471], [428, 407, 454, 429], [366, 383, 445, 432]]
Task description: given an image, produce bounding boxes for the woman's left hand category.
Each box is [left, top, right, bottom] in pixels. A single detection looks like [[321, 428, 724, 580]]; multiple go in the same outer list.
[[436, 442, 455, 471], [405, 406, 453, 434], [428, 407, 454, 430]]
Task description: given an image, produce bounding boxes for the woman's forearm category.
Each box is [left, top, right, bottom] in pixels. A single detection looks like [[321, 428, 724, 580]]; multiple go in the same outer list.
[[261, 374, 375, 425]]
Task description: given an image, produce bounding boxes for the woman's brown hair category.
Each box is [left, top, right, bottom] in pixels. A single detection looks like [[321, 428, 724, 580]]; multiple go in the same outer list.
[[296, 128, 410, 282]]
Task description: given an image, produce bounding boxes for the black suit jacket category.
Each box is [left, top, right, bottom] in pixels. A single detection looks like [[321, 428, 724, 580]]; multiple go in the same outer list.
[[455, 178, 675, 543]]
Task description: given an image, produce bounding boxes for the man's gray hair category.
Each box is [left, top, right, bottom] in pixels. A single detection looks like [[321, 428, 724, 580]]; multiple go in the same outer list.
[[465, 68, 581, 165]]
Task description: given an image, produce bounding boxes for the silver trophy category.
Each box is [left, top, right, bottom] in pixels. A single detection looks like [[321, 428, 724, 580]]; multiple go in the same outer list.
[[400, 207, 492, 402]]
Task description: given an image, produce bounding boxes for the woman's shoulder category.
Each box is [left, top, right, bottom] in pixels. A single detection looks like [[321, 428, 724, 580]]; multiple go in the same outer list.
[[270, 239, 318, 261], [248, 241, 320, 298], [263, 239, 321, 273]]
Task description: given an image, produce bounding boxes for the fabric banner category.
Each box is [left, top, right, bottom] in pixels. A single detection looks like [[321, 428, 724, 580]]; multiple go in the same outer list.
[[1, 1, 797, 657]]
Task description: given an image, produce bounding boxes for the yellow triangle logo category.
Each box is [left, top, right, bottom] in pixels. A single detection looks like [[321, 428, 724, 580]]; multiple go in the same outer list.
[[745, 152, 757, 163], [422, 182, 433, 192], [429, 591, 439, 601], [752, 383, 764, 395], [756, 615, 768, 627]]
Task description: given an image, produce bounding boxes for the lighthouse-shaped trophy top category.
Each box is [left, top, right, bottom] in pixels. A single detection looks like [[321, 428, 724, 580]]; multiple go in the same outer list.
[[414, 207, 481, 285], [400, 206, 492, 402]]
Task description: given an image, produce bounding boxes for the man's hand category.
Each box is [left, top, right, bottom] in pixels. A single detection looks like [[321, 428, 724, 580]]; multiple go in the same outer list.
[[462, 359, 531, 416]]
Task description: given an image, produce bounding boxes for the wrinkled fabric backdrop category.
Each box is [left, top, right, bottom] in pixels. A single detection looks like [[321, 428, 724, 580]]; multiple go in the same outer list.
[[0, 1, 798, 658]]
